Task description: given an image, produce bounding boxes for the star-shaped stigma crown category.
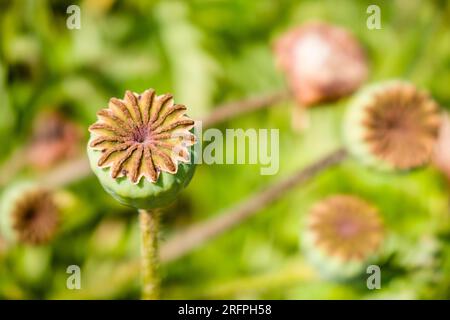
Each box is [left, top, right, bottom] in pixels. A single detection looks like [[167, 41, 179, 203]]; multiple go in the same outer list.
[[89, 89, 196, 184]]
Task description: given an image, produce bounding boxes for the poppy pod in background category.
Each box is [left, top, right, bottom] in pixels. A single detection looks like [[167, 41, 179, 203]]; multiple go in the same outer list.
[[87, 89, 197, 209], [0, 182, 60, 246], [27, 111, 82, 169], [273, 22, 369, 107], [302, 195, 384, 279], [344, 81, 441, 171]]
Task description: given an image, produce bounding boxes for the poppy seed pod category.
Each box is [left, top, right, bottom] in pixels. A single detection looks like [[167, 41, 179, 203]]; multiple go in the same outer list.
[[302, 195, 383, 279], [87, 89, 197, 209], [274, 22, 368, 107], [344, 81, 441, 171], [0, 182, 60, 245], [27, 111, 81, 169]]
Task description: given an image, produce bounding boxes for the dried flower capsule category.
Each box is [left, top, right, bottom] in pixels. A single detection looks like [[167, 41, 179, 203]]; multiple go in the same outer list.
[[87, 89, 197, 209], [0, 182, 60, 245], [344, 81, 441, 171], [274, 22, 368, 107], [302, 195, 383, 278], [27, 111, 81, 169]]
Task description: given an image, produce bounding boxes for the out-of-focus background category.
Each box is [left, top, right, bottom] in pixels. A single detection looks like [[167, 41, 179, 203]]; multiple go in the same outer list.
[[1, 0, 450, 299]]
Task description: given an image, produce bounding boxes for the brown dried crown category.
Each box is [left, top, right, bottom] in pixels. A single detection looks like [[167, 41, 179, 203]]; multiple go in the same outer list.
[[28, 111, 81, 169], [12, 189, 59, 245], [308, 195, 383, 261], [362, 83, 441, 170], [88, 89, 196, 184]]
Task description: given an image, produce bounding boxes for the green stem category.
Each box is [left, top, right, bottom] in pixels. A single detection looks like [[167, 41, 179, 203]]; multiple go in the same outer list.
[[139, 209, 160, 300]]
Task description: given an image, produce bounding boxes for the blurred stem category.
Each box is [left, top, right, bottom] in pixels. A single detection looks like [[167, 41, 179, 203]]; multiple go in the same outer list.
[[40, 155, 91, 189], [201, 90, 290, 127], [161, 148, 348, 262], [139, 209, 160, 300]]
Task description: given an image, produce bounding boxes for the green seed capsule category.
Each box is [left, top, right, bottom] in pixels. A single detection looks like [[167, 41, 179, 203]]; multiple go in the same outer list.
[[302, 195, 384, 279], [344, 81, 441, 171], [87, 89, 197, 209], [0, 181, 60, 245]]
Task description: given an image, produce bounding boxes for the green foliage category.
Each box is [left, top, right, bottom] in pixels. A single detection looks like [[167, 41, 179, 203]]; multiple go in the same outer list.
[[0, 0, 450, 299]]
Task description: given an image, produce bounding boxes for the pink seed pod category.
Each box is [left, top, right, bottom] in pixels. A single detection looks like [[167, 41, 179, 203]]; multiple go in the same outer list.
[[27, 111, 81, 169], [274, 22, 369, 107]]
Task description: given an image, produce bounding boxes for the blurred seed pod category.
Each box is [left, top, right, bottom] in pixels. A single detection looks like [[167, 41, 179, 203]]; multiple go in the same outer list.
[[87, 89, 197, 209], [302, 195, 384, 279], [432, 112, 450, 181], [27, 111, 82, 169], [344, 81, 441, 171], [0, 182, 60, 245], [274, 22, 368, 107]]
